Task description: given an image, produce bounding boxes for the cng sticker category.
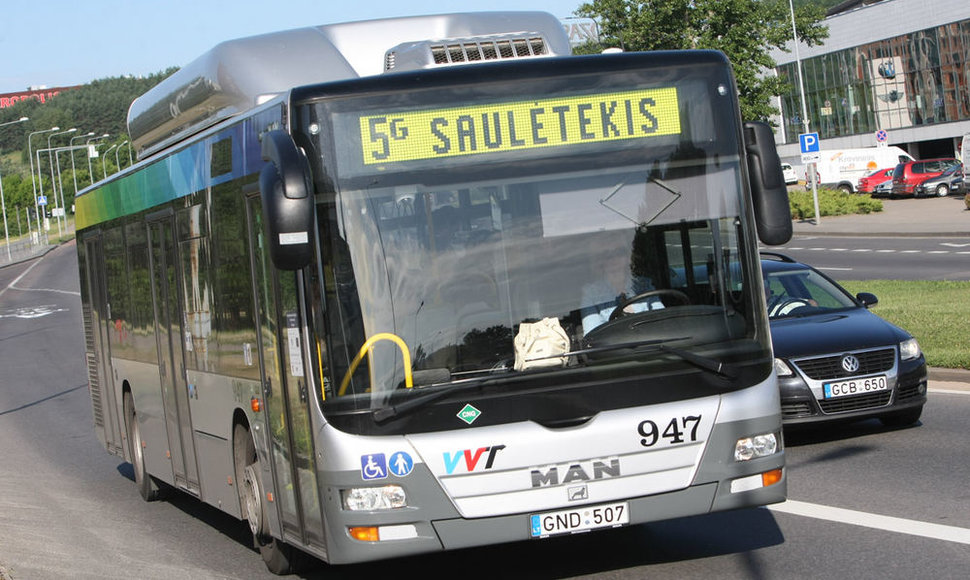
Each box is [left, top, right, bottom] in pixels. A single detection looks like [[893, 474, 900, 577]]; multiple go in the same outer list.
[[457, 404, 481, 425]]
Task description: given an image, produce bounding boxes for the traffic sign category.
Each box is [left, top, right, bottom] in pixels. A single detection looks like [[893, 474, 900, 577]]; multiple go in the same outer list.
[[799, 132, 820, 163], [875, 129, 888, 147], [38, 195, 48, 206]]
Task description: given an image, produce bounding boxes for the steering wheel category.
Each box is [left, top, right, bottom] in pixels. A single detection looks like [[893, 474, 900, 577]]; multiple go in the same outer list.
[[608, 289, 691, 321], [769, 297, 812, 317]]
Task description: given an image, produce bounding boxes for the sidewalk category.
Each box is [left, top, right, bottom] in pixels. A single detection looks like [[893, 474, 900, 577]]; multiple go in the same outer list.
[[791, 194, 969, 237]]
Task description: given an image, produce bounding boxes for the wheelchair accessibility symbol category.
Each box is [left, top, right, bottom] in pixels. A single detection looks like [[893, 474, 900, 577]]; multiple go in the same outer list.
[[360, 451, 414, 480], [361, 453, 388, 480]]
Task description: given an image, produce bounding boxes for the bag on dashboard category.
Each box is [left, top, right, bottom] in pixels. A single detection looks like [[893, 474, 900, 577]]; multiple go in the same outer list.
[[514, 317, 570, 371]]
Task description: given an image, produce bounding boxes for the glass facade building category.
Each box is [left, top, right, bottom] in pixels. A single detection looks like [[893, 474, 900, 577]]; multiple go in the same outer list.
[[777, 17, 970, 145]]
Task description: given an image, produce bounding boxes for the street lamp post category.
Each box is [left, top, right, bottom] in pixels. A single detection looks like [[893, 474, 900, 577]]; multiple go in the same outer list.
[[86, 134, 109, 186], [0, 117, 30, 261], [70, 132, 95, 197], [788, 0, 820, 225], [102, 144, 118, 181], [28, 126, 59, 245], [115, 140, 128, 171], [48, 128, 76, 237]]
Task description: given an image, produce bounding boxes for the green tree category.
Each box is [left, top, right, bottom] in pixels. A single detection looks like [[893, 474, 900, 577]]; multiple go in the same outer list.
[[576, 0, 828, 122]]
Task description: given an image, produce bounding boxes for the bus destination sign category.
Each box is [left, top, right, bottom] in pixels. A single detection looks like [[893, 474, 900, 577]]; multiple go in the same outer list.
[[358, 88, 681, 164]]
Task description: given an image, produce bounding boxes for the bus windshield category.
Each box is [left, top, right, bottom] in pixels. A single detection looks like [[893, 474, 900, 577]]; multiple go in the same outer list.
[[301, 58, 769, 429]]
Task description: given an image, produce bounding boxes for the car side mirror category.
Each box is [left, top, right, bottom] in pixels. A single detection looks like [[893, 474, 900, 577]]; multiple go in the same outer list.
[[856, 292, 878, 308]]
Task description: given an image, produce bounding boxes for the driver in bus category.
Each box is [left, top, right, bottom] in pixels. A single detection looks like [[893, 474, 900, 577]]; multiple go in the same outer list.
[[581, 252, 663, 335]]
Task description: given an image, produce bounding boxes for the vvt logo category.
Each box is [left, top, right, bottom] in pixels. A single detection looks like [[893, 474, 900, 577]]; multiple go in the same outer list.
[[443, 445, 505, 474]]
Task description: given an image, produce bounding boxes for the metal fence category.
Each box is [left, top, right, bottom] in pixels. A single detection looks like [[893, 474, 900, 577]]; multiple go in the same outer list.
[[0, 237, 54, 268]]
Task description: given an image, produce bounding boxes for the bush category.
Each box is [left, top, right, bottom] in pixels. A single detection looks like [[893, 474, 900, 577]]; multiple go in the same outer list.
[[787, 188, 883, 220]]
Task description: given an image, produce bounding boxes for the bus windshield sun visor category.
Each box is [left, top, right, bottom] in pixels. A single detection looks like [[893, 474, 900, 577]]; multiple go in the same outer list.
[[260, 129, 315, 270]]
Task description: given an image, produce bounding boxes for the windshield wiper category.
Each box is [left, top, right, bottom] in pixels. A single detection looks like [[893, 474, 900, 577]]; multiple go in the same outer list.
[[657, 345, 740, 380], [372, 376, 499, 424], [525, 336, 740, 380], [374, 339, 739, 423]]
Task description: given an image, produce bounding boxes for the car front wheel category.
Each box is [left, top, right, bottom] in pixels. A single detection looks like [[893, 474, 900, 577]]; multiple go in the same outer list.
[[935, 183, 949, 197]]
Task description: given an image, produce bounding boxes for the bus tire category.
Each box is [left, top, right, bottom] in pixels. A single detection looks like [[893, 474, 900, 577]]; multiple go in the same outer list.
[[236, 424, 296, 575], [123, 392, 161, 502]]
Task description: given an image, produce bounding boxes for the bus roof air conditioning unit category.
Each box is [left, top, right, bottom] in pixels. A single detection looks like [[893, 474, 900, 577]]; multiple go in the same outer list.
[[385, 34, 551, 72]]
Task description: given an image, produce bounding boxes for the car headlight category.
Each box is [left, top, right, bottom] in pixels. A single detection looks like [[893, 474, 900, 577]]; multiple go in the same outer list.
[[899, 338, 921, 361], [774, 358, 794, 377], [342, 485, 407, 511]]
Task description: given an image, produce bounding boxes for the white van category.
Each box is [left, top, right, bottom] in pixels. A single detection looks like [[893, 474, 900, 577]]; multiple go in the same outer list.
[[812, 146, 913, 193]]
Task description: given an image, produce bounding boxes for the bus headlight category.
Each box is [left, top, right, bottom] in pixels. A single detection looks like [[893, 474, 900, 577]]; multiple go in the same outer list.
[[899, 338, 921, 361], [734, 432, 778, 461], [342, 485, 407, 511]]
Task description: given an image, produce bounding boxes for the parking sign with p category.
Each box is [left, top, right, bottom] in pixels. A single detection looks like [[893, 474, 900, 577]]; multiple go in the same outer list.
[[799, 132, 820, 163]]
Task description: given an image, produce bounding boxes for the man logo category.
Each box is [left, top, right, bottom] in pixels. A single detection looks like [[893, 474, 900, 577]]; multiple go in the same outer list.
[[531, 458, 620, 488], [568, 485, 589, 501]]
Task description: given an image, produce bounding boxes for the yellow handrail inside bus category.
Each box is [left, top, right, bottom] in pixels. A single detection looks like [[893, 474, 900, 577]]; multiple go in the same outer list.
[[338, 333, 413, 396]]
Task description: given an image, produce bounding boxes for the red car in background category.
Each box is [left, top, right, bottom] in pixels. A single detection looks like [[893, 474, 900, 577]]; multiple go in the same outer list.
[[857, 167, 894, 194]]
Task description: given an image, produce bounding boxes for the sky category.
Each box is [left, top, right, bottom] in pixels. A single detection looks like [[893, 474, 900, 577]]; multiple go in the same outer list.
[[1, 0, 586, 95]]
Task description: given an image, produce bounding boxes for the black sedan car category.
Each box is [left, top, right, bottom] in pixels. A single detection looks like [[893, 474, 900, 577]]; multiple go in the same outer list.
[[761, 253, 927, 428]]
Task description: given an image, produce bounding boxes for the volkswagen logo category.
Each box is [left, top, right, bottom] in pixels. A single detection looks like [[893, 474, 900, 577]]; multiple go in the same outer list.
[[841, 355, 861, 374]]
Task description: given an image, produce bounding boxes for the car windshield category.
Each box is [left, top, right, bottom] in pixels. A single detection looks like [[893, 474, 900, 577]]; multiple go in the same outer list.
[[764, 267, 858, 319]]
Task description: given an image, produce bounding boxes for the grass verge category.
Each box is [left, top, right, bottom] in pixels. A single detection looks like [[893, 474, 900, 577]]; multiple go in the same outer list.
[[840, 280, 970, 369]]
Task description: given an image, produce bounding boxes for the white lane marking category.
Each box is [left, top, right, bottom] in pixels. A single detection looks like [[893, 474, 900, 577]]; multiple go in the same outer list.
[[0, 254, 80, 298], [817, 267, 853, 271], [768, 500, 970, 545], [930, 388, 970, 395], [0, 259, 42, 299]]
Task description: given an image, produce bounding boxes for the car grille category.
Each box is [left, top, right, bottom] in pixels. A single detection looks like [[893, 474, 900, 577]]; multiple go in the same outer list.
[[782, 401, 813, 418], [793, 348, 895, 381], [819, 391, 892, 413], [896, 381, 923, 402]]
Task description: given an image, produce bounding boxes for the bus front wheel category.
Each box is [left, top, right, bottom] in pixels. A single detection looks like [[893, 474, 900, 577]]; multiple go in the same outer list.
[[237, 425, 296, 575]]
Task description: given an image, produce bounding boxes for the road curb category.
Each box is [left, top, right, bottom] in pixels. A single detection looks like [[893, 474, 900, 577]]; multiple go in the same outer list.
[[928, 367, 970, 384]]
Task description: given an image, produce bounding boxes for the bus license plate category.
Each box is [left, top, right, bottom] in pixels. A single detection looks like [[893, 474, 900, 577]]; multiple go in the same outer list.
[[530, 502, 629, 538], [823, 375, 887, 399]]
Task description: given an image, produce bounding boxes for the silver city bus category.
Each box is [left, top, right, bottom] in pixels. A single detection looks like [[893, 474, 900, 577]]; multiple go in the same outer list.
[[75, 12, 793, 575]]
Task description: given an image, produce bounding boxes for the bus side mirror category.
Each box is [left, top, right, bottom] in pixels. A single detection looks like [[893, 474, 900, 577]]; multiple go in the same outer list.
[[260, 130, 314, 270], [744, 121, 792, 246]]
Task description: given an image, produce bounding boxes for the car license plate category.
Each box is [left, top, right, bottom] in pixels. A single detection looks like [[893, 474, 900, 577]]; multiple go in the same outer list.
[[823, 375, 888, 399], [530, 502, 629, 538]]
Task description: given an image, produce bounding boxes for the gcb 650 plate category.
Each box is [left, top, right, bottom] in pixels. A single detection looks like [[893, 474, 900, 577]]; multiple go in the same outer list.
[[823, 375, 887, 399]]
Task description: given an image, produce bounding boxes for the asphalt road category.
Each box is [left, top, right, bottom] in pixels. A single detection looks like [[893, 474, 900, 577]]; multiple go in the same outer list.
[[2, 242, 970, 579], [767, 235, 970, 281]]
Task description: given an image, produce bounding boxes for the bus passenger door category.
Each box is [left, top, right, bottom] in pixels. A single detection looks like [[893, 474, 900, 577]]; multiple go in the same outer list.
[[246, 195, 325, 550], [80, 233, 124, 457], [148, 213, 201, 494]]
